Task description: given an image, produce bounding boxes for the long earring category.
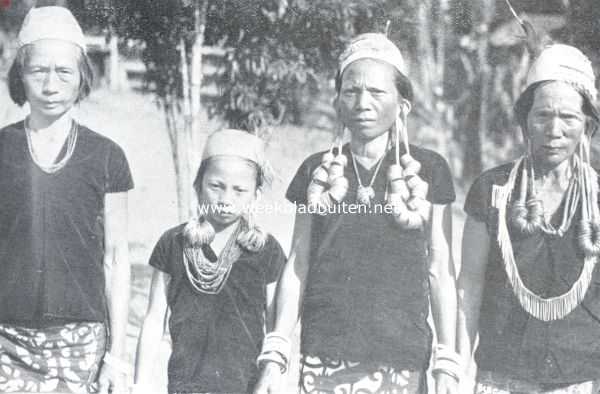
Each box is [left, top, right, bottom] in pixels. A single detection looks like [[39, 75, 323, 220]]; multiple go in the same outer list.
[[183, 204, 216, 247], [386, 110, 430, 230], [237, 205, 267, 252]]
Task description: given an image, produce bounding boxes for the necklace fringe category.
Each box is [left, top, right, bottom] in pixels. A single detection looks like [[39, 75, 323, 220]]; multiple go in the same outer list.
[[494, 157, 598, 321]]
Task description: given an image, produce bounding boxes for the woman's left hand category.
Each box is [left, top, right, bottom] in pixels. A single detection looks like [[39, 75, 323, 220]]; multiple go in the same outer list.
[[97, 363, 129, 394], [434, 371, 459, 394]]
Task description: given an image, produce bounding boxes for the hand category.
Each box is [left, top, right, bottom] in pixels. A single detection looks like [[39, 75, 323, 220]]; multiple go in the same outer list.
[[434, 370, 459, 394], [253, 362, 284, 394], [97, 363, 129, 394]]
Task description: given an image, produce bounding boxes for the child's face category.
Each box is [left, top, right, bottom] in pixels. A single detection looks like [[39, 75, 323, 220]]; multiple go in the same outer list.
[[199, 156, 258, 229]]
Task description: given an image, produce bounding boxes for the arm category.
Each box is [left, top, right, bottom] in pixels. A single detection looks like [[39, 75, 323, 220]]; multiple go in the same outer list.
[[134, 269, 170, 388], [428, 203, 459, 394], [271, 212, 312, 336], [428, 203, 457, 351], [456, 216, 490, 369], [265, 281, 278, 333], [254, 212, 312, 393], [99, 192, 131, 393]]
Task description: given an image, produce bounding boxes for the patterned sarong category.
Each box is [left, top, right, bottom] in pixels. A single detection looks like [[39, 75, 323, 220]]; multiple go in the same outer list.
[[299, 354, 426, 394], [476, 371, 600, 394], [0, 322, 106, 393]]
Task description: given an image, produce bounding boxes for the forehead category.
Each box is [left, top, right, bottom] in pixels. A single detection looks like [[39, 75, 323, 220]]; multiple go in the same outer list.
[[531, 81, 584, 111], [204, 156, 258, 181], [340, 58, 397, 89], [25, 39, 81, 66]]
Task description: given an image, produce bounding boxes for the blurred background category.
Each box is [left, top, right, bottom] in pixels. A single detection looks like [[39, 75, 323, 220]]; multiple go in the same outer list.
[[1, 0, 600, 392]]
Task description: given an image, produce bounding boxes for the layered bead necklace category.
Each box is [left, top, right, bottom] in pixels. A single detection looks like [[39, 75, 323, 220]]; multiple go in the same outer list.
[[182, 221, 243, 295]]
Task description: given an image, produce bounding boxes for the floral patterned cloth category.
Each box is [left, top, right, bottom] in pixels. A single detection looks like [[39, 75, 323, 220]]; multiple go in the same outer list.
[[0, 322, 106, 393], [299, 354, 426, 394]]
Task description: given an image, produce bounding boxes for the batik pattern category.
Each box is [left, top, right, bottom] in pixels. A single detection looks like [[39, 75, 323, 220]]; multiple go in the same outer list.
[[299, 354, 425, 394], [0, 322, 106, 393]]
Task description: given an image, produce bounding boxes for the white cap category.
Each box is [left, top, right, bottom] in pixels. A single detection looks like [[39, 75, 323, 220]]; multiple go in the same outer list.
[[17, 6, 86, 51], [201, 129, 266, 167], [525, 44, 597, 100], [338, 33, 408, 77]]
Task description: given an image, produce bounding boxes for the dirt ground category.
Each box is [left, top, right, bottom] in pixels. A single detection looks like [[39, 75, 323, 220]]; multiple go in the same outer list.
[[0, 86, 468, 393]]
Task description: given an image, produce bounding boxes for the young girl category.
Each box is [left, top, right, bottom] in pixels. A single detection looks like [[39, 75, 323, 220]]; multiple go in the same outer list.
[[134, 129, 285, 394]]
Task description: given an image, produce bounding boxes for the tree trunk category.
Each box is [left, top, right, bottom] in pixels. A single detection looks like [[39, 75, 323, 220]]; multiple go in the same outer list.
[[463, 0, 494, 182], [189, 0, 208, 167]]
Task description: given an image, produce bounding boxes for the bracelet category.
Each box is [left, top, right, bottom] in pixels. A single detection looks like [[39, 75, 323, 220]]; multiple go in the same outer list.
[[256, 332, 291, 374], [103, 352, 130, 375], [256, 351, 287, 374], [432, 344, 461, 382]]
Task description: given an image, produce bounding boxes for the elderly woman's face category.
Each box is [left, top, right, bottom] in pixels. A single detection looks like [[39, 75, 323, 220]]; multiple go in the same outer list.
[[22, 39, 82, 121], [337, 59, 401, 142], [527, 81, 586, 168]]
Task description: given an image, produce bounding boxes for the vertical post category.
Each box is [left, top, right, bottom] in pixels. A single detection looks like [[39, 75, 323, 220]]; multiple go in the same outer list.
[[109, 30, 120, 91]]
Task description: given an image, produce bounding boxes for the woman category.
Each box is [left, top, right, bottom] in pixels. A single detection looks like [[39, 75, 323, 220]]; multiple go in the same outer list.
[[0, 6, 133, 393], [254, 33, 459, 394], [457, 43, 600, 393], [134, 129, 285, 394]]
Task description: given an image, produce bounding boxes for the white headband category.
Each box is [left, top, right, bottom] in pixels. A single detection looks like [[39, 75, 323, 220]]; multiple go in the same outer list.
[[17, 6, 86, 51], [338, 33, 408, 77], [202, 129, 266, 167], [525, 44, 597, 100]]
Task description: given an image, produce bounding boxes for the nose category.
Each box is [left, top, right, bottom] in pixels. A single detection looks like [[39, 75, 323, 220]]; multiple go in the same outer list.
[[217, 188, 235, 207], [354, 89, 371, 110], [42, 70, 60, 95], [546, 116, 563, 138]]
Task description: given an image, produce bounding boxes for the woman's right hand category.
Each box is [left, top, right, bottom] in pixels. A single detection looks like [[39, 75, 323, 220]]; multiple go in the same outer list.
[[253, 362, 284, 394]]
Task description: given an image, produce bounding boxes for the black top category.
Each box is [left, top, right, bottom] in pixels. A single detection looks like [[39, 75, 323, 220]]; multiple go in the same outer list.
[[286, 143, 455, 371], [0, 121, 134, 326], [464, 162, 600, 384], [149, 224, 285, 394]]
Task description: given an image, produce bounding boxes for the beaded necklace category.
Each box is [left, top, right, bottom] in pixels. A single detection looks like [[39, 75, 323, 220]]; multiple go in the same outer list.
[[494, 155, 599, 321], [182, 221, 243, 295], [24, 118, 78, 174]]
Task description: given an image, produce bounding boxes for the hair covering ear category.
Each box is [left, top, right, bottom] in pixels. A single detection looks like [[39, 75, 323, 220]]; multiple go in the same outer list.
[[18, 6, 86, 51]]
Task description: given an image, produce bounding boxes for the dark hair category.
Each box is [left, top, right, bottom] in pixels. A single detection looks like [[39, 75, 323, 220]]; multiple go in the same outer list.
[[334, 59, 414, 102], [193, 156, 263, 196], [8, 44, 94, 106], [514, 81, 600, 136]]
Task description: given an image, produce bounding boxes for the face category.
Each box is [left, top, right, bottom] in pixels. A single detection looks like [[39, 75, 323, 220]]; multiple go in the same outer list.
[[22, 39, 82, 121], [198, 156, 258, 228], [526, 82, 587, 168], [336, 59, 405, 142]]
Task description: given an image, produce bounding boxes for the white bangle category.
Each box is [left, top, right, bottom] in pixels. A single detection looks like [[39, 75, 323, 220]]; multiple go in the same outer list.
[[256, 351, 287, 374], [257, 332, 291, 373], [103, 352, 130, 375], [432, 344, 461, 382]]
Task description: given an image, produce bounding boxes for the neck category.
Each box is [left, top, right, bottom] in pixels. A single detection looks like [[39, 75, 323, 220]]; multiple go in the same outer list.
[[350, 132, 389, 159], [534, 158, 572, 189], [209, 217, 240, 237], [27, 110, 73, 135]]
